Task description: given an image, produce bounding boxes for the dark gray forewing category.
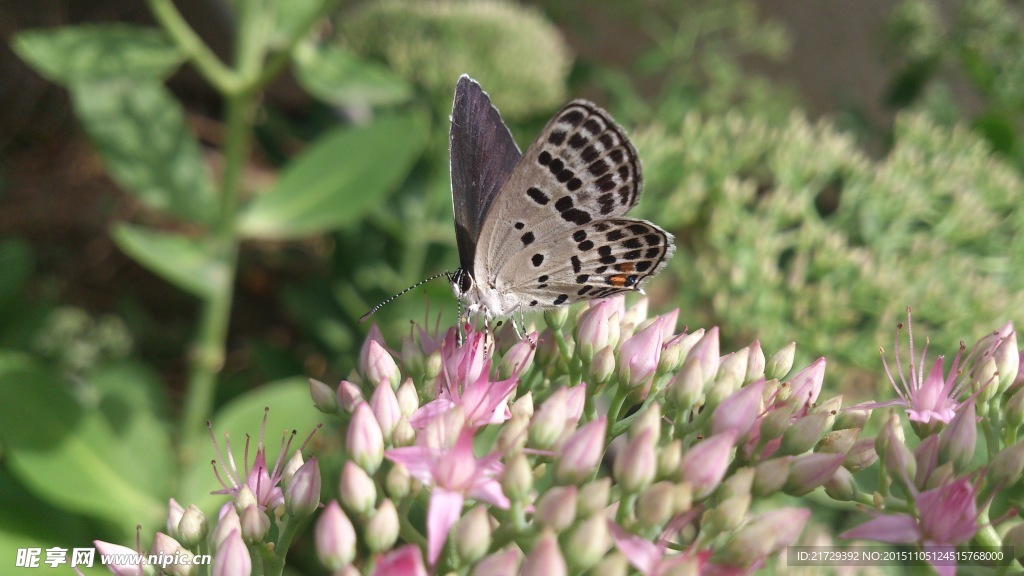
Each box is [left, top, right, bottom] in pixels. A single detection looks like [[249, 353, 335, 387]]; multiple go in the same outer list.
[[450, 75, 522, 274]]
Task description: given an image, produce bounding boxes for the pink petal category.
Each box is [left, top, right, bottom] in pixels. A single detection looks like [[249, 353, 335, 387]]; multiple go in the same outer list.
[[372, 544, 428, 576], [840, 514, 920, 543], [409, 398, 455, 429], [427, 489, 464, 565], [609, 520, 661, 575], [384, 446, 434, 485], [468, 478, 510, 509]]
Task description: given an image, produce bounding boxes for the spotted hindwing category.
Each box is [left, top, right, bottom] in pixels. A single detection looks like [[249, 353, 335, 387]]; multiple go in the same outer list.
[[473, 99, 675, 308]]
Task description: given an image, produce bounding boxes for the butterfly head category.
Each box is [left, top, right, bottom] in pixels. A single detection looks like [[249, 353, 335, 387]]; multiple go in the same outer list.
[[448, 268, 474, 300]]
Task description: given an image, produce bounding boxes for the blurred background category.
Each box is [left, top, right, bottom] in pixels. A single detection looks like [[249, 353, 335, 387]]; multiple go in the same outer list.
[[2, 0, 1023, 571]]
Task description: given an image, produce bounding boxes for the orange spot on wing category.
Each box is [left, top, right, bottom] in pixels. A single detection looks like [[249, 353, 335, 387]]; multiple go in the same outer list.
[[615, 262, 635, 273], [609, 275, 628, 287]]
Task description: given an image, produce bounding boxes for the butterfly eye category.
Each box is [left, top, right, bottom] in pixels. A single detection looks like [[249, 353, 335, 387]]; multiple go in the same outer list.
[[458, 270, 474, 293]]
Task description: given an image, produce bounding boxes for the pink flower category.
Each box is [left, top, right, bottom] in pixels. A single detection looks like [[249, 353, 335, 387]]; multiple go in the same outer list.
[[787, 357, 826, 411], [385, 427, 509, 564], [841, 477, 980, 576], [608, 517, 708, 576], [212, 529, 251, 576], [710, 379, 765, 438], [410, 339, 519, 430], [555, 417, 608, 483], [852, 308, 970, 424], [210, 408, 312, 511], [679, 432, 737, 499], [443, 329, 488, 388], [93, 540, 142, 576], [372, 544, 428, 576]]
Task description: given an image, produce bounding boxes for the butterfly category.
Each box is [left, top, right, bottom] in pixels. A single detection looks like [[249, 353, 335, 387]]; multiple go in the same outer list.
[[447, 75, 675, 335]]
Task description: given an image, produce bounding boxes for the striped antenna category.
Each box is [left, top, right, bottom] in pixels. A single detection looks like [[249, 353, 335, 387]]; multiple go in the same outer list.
[[358, 271, 451, 324]]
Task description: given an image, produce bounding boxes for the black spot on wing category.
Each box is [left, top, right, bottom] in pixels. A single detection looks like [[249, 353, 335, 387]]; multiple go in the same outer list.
[[553, 294, 568, 305], [527, 187, 550, 205]]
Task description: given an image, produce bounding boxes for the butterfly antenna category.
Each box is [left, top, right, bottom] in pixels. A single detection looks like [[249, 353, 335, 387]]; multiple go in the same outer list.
[[359, 272, 451, 324]]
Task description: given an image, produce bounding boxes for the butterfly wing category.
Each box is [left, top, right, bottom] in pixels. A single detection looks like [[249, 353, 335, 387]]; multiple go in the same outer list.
[[450, 75, 522, 275], [473, 99, 674, 308]]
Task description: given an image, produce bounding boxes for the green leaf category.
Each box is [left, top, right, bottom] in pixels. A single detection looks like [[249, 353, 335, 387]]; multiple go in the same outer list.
[[238, 110, 429, 238], [0, 352, 168, 526], [179, 379, 326, 515], [70, 79, 217, 225], [0, 239, 32, 306], [292, 41, 412, 107], [111, 223, 229, 298], [12, 24, 184, 83]]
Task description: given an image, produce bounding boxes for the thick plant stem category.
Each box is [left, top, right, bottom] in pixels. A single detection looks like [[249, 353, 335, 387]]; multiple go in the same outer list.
[[180, 92, 253, 451]]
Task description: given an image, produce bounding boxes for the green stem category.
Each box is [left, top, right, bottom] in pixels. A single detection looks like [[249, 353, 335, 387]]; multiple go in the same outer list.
[[179, 92, 252, 450], [146, 0, 242, 93], [607, 386, 630, 438]]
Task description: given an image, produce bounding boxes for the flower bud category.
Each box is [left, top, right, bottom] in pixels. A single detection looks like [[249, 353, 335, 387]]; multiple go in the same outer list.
[[720, 467, 755, 499], [211, 529, 249, 576], [385, 462, 411, 500], [576, 478, 611, 518], [521, 530, 567, 576], [556, 417, 607, 484], [781, 411, 831, 455], [471, 549, 521, 576], [614, 428, 657, 493], [814, 395, 842, 428], [241, 504, 270, 542], [623, 297, 649, 327], [816, 428, 859, 455], [564, 512, 610, 571], [1004, 523, 1024, 566], [177, 505, 207, 548], [285, 457, 321, 520], [617, 319, 665, 390], [925, 461, 955, 490], [709, 493, 751, 534], [658, 440, 683, 480], [972, 356, 999, 406], [576, 301, 613, 363], [716, 508, 810, 567], [834, 407, 869, 431], [499, 335, 537, 380], [536, 485, 577, 531], [166, 498, 184, 540], [991, 441, 1024, 489], [212, 506, 241, 551], [882, 434, 917, 494], [370, 380, 401, 443], [783, 453, 845, 496], [995, 324, 1019, 395], [510, 391, 534, 420], [340, 460, 376, 517], [589, 345, 617, 386], [310, 378, 338, 414], [235, 485, 258, 513], [913, 434, 940, 488], [565, 385, 586, 426], [679, 432, 736, 499], [745, 340, 766, 383], [348, 403, 384, 474], [844, 438, 878, 472], [497, 413, 530, 455], [666, 360, 706, 411], [1008, 387, 1024, 429], [316, 501, 356, 570], [590, 552, 628, 576], [336, 380, 363, 414], [401, 336, 425, 381], [824, 466, 857, 501], [424, 349, 443, 381], [364, 499, 399, 553], [502, 453, 534, 501], [786, 357, 826, 409], [396, 379, 419, 418], [753, 457, 792, 497], [758, 398, 797, 442], [939, 400, 976, 473], [707, 348, 749, 408], [455, 505, 492, 563], [365, 340, 400, 390], [530, 388, 568, 449], [281, 450, 305, 490], [545, 306, 570, 331], [765, 342, 796, 380], [630, 404, 661, 441], [710, 379, 765, 438], [392, 416, 416, 447], [658, 332, 689, 373], [374, 545, 427, 576], [152, 532, 192, 576], [636, 481, 676, 528]]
